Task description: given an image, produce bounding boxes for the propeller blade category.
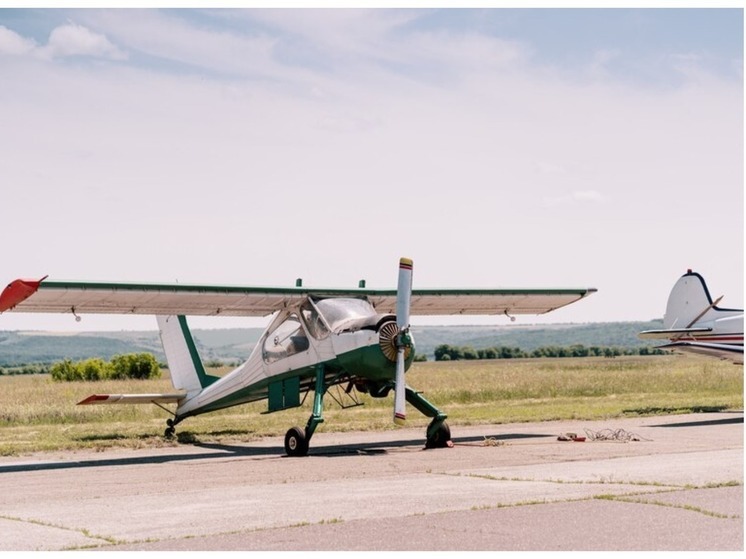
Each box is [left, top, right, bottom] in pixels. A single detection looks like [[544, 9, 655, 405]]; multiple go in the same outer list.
[[396, 257, 413, 329], [394, 348, 406, 425], [393, 257, 413, 426]]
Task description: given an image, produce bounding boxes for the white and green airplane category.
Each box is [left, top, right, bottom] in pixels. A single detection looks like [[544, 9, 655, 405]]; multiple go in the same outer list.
[[0, 258, 596, 456]]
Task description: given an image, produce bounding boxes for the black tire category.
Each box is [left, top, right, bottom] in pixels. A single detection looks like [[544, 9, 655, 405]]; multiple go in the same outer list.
[[164, 426, 175, 439], [284, 426, 309, 457], [425, 421, 451, 449], [368, 382, 392, 398]]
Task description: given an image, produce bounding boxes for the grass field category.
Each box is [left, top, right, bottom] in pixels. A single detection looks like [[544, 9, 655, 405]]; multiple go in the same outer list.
[[0, 355, 742, 456]]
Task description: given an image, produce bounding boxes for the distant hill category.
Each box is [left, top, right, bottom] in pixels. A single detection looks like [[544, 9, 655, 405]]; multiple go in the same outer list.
[[0, 321, 663, 366]]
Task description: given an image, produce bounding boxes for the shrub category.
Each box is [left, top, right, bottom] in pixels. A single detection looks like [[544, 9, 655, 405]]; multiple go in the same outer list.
[[50, 353, 161, 382], [50, 359, 83, 382], [78, 358, 111, 381], [109, 353, 161, 380]]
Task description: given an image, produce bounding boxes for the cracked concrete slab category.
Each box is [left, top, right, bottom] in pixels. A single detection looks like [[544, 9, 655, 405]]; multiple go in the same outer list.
[[0, 412, 741, 551]]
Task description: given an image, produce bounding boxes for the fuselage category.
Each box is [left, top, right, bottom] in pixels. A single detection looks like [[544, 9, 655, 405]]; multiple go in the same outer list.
[[175, 296, 413, 418]]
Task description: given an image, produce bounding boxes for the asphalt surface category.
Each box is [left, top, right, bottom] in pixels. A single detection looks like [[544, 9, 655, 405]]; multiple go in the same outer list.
[[0, 412, 742, 551]]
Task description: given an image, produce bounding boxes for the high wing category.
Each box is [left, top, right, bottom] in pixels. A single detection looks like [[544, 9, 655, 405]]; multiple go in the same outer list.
[[658, 341, 744, 365], [1, 277, 596, 317]]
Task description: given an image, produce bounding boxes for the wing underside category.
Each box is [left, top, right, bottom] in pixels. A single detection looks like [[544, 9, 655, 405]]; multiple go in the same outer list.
[[1, 278, 596, 317]]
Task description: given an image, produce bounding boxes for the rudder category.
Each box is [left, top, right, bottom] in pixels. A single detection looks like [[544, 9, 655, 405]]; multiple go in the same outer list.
[[663, 271, 716, 329], [157, 315, 220, 395]]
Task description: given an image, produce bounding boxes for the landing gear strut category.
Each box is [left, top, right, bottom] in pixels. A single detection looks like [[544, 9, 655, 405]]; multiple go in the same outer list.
[[404, 386, 452, 449], [285, 364, 327, 457]]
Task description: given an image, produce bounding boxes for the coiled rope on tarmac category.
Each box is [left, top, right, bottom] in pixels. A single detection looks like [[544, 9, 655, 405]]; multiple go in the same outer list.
[[481, 436, 505, 447], [583, 428, 651, 442]]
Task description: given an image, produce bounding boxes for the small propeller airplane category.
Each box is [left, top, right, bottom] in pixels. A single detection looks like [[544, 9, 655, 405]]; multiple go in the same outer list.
[[639, 270, 743, 364], [1, 258, 596, 456]]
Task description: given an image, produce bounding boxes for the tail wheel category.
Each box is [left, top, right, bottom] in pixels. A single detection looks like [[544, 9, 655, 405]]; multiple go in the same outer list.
[[425, 421, 452, 449], [164, 418, 176, 439], [284, 426, 309, 457]]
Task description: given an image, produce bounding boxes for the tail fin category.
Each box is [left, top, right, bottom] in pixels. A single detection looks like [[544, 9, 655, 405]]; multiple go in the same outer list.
[[157, 315, 220, 395], [663, 271, 720, 329]]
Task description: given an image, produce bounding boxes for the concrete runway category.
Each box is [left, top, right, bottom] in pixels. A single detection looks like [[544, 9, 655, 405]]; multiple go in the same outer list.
[[0, 412, 742, 551]]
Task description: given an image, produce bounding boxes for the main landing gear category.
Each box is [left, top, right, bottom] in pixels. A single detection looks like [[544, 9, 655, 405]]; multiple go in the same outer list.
[[282, 367, 453, 457], [284, 365, 326, 457], [425, 418, 452, 449], [283, 418, 452, 456], [284, 426, 310, 457]]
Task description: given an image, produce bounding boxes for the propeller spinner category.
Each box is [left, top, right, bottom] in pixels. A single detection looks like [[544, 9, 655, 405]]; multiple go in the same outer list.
[[394, 257, 413, 425]]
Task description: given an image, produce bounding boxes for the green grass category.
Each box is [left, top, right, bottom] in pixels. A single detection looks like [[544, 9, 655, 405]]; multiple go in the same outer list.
[[0, 355, 741, 455]]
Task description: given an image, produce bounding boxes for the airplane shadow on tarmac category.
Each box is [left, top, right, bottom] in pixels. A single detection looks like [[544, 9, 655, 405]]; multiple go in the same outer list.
[[0, 432, 554, 474], [649, 415, 743, 428]]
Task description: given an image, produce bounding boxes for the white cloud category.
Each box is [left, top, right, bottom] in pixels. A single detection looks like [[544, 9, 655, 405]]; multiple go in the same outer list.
[[37, 22, 127, 61], [0, 25, 36, 56]]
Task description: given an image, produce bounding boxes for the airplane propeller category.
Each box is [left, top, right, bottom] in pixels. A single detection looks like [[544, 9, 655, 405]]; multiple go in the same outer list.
[[394, 257, 413, 425]]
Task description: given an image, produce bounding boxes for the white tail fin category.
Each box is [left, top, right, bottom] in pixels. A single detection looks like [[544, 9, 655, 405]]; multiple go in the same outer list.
[[157, 315, 219, 395], [663, 271, 720, 329]]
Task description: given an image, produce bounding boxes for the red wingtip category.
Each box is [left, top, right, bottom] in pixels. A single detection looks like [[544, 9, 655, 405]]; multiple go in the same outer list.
[[0, 276, 47, 313], [77, 394, 110, 405]]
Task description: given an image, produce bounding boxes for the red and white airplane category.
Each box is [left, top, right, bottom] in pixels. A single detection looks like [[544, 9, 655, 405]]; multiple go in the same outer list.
[[639, 270, 743, 364]]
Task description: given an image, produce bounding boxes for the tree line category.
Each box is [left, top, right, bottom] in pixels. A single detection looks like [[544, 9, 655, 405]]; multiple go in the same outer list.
[[0, 363, 49, 376], [433, 344, 667, 361]]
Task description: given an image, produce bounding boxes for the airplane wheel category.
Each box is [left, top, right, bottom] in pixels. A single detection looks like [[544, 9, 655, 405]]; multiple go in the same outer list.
[[284, 427, 309, 457], [425, 421, 451, 449], [164, 426, 175, 439], [368, 383, 392, 398]]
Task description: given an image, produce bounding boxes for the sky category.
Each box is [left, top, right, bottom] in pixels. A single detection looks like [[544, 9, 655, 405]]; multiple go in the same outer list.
[[0, 4, 743, 332]]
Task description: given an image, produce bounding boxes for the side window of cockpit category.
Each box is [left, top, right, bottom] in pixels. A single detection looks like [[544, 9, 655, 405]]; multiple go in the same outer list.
[[300, 300, 330, 340], [262, 314, 310, 363]]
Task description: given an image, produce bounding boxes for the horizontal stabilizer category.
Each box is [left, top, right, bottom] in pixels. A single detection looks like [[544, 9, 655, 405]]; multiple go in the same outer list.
[[638, 327, 712, 340], [78, 393, 185, 405]]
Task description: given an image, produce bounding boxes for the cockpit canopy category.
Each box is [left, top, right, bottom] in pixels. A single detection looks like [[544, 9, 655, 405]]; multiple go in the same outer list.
[[263, 296, 393, 363], [308, 297, 387, 335]]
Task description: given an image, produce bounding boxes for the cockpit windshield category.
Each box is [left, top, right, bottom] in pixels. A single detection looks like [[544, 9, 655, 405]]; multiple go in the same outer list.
[[312, 297, 377, 332]]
